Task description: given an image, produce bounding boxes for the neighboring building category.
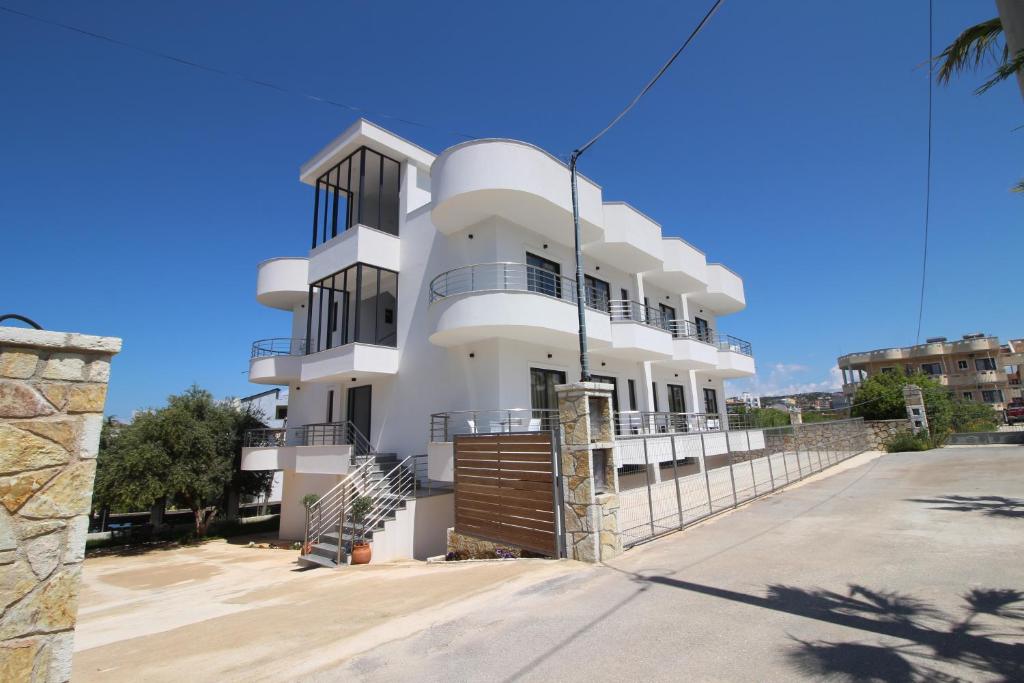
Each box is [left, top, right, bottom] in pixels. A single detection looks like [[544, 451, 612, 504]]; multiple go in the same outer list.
[[838, 333, 1011, 410], [242, 119, 756, 551], [725, 391, 760, 409], [1003, 339, 1024, 402], [830, 391, 849, 410], [237, 388, 288, 504]]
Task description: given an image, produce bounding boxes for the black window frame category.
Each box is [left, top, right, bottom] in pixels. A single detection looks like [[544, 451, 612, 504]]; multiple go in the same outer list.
[[584, 274, 611, 313], [975, 357, 997, 372], [311, 146, 401, 247], [305, 262, 399, 353]]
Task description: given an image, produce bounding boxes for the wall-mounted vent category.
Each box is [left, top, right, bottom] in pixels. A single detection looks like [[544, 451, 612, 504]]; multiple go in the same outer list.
[[925, 337, 947, 343], [962, 333, 986, 340]]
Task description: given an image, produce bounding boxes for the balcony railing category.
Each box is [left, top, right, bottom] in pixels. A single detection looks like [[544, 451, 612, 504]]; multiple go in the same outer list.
[[615, 411, 722, 435], [609, 300, 671, 331], [713, 333, 753, 357], [243, 421, 373, 454], [428, 262, 608, 312], [430, 408, 559, 442], [250, 337, 307, 358]]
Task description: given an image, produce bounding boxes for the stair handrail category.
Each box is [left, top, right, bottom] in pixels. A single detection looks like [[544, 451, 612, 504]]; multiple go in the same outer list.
[[304, 443, 378, 548], [351, 456, 417, 538]]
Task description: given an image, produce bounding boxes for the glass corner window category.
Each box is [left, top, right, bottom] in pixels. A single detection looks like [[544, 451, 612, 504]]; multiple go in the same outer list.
[[306, 263, 398, 353], [312, 147, 401, 247]]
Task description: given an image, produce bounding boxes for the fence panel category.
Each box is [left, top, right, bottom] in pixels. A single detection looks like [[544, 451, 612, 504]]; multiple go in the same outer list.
[[614, 418, 871, 548]]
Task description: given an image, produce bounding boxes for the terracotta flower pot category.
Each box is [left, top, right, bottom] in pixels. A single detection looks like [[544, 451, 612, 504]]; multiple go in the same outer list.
[[351, 542, 371, 565]]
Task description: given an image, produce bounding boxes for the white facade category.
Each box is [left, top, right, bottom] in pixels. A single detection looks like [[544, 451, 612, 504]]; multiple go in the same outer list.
[[243, 119, 755, 543]]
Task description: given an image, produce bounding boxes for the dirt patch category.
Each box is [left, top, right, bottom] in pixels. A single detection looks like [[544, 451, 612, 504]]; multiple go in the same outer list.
[[99, 561, 222, 590]]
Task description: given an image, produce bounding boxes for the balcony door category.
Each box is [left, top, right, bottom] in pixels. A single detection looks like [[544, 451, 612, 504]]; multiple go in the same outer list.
[[703, 388, 719, 415], [667, 384, 687, 413], [526, 253, 561, 299], [658, 303, 676, 330], [584, 275, 611, 313], [530, 367, 566, 431], [346, 385, 372, 451], [695, 316, 711, 343]]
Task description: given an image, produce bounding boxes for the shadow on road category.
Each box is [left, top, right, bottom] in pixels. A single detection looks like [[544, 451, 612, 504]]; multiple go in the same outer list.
[[905, 494, 1024, 519], [636, 574, 1024, 682]]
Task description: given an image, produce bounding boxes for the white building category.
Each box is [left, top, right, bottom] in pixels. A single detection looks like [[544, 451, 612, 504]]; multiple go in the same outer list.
[[242, 120, 755, 558], [237, 388, 288, 504]]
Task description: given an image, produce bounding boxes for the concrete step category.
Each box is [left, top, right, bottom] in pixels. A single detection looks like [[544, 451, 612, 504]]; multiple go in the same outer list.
[[298, 553, 339, 569]]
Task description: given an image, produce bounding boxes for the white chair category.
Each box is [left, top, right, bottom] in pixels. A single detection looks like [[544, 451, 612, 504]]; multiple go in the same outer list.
[[526, 418, 542, 431], [466, 419, 477, 435]]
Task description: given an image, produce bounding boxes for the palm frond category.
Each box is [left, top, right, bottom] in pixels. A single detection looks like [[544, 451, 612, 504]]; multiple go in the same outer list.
[[1013, 179, 1024, 194], [976, 49, 1024, 94], [935, 18, 1004, 85]]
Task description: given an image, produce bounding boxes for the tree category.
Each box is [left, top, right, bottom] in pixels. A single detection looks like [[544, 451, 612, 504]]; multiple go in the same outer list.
[[935, 10, 1023, 192], [93, 386, 273, 536], [850, 371, 953, 441]]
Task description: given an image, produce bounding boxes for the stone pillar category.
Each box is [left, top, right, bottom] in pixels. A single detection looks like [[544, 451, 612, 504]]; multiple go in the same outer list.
[[556, 382, 622, 563], [903, 384, 928, 434], [0, 327, 121, 682]]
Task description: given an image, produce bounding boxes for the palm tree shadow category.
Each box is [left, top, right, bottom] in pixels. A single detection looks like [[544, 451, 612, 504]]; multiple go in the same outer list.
[[905, 495, 1024, 519]]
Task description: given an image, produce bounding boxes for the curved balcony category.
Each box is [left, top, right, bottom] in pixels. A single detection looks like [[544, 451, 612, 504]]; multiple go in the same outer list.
[[427, 262, 612, 349], [644, 237, 708, 295], [430, 140, 604, 246], [248, 338, 304, 385], [593, 300, 673, 362], [689, 263, 745, 315], [584, 203, 663, 273], [256, 257, 309, 310], [654, 320, 719, 371]]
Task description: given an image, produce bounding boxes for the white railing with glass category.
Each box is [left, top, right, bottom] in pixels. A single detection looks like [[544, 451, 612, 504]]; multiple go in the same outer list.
[[430, 409, 560, 442]]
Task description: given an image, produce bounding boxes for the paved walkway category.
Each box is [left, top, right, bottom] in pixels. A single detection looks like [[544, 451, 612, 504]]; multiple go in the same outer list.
[[325, 446, 1024, 682]]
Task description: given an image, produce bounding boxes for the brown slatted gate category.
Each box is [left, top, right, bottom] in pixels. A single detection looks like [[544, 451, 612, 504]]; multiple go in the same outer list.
[[453, 431, 561, 557]]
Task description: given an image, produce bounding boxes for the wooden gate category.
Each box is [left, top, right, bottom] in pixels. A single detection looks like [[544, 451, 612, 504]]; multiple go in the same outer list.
[[453, 431, 561, 557]]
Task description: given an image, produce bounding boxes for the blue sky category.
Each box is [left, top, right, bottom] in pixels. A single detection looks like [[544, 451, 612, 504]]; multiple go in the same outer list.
[[1, 1, 1020, 417]]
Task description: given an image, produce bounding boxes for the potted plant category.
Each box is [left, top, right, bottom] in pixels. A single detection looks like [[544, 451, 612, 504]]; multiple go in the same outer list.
[[300, 494, 319, 555], [350, 495, 373, 565]]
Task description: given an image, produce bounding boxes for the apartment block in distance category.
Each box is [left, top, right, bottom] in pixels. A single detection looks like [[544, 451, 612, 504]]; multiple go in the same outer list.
[[243, 120, 755, 562], [838, 333, 1012, 409]]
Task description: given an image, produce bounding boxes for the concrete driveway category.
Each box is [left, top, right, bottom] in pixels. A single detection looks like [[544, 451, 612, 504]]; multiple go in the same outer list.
[[325, 446, 1024, 682]]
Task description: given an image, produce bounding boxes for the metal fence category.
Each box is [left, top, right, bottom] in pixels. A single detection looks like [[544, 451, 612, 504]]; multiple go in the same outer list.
[[614, 418, 870, 548]]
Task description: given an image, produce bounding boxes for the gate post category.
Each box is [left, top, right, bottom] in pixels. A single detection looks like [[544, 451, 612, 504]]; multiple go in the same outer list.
[[555, 382, 622, 563], [903, 384, 929, 434]]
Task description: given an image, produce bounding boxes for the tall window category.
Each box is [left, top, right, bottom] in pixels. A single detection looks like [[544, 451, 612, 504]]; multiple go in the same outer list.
[[530, 368, 566, 431], [584, 275, 610, 312], [526, 253, 561, 299], [982, 390, 1004, 403], [312, 147, 401, 247], [920, 362, 943, 376], [703, 388, 719, 415], [306, 263, 398, 353], [975, 358, 997, 371]]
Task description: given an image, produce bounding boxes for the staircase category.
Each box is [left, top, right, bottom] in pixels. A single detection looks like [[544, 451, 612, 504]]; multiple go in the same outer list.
[[299, 452, 418, 568]]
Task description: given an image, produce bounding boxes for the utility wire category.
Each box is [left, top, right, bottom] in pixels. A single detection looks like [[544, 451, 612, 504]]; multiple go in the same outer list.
[[0, 4, 479, 141], [916, 0, 934, 343], [573, 0, 724, 157]]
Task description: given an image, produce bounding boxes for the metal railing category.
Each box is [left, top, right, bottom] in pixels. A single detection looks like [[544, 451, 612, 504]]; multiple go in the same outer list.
[[430, 409, 559, 442], [615, 418, 870, 548], [250, 337, 307, 358], [712, 332, 753, 356], [304, 456, 377, 554], [428, 262, 608, 312], [243, 420, 373, 454], [615, 411, 722, 435], [609, 300, 671, 330]]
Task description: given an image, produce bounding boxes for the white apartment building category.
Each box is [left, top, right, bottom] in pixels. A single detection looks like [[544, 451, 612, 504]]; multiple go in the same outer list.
[[242, 120, 755, 556]]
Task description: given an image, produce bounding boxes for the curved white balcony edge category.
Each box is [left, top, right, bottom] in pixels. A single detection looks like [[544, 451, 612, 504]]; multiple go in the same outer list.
[[711, 349, 756, 378], [257, 257, 309, 310], [249, 355, 302, 385], [428, 291, 612, 349], [593, 321, 674, 362], [431, 140, 604, 245]]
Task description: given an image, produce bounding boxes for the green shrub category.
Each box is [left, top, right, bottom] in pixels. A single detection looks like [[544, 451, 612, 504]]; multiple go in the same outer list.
[[883, 430, 936, 453], [950, 400, 999, 433]]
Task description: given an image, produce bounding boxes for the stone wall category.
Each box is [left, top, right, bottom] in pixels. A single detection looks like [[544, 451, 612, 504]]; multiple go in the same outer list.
[[0, 327, 121, 682], [864, 419, 911, 450]]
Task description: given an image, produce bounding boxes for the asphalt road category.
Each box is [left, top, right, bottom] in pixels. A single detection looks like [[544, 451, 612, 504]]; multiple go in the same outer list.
[[323, 446, 1024, 682]]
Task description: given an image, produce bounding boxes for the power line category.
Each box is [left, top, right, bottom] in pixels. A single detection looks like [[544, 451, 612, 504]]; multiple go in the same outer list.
[[916, 0, 933, 343], [573, 0, 725, 158], [0, 4, 480, 141]]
